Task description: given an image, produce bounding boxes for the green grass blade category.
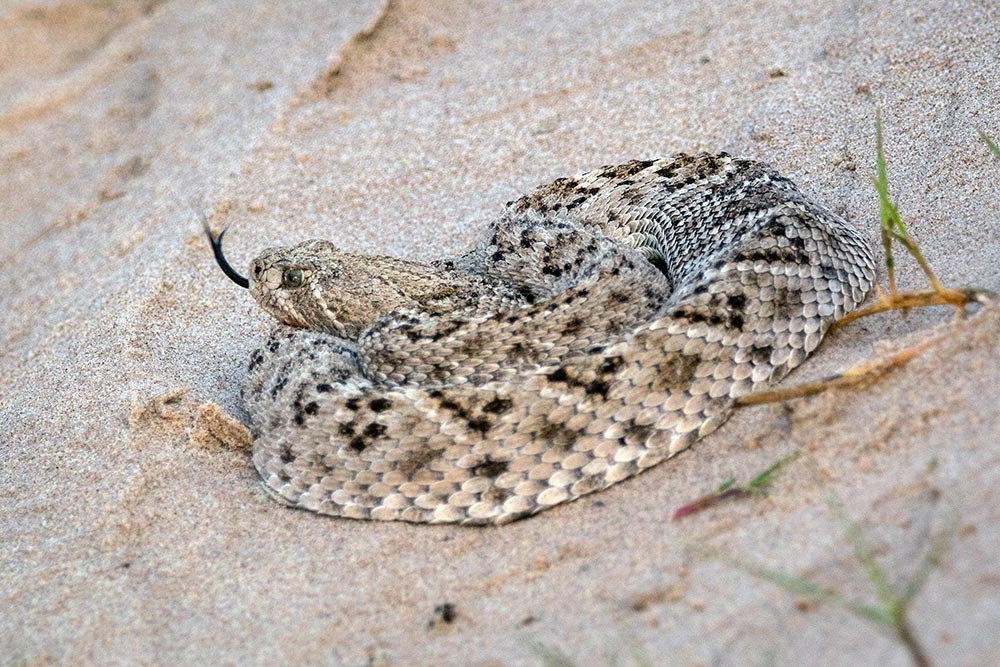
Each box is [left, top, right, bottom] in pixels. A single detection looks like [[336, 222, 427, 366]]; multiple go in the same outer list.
[[695, 544, 892, 627], [900, 543, 940, 608], [874, 110, 910, 237], [871, 112, 944, 290], [875, 109, 889, 201], [901, 499, 958, 606], [530, 641, 577, 667], [747, 451, 797, 492], [978, 128, 1000, 161], [717, 478, 737, 493], [827, 495, 899, 610]]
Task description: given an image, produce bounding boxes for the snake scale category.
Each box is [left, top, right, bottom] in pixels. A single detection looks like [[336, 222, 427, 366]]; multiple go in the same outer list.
[[208, 153, 875, 525]]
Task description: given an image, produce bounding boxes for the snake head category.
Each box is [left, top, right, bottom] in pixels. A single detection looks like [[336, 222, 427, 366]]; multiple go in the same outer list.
[[246, 241, 325, 331], [247, 239, 464, 339], [249, 240, 375, 337], [206, 221, 471, 338]]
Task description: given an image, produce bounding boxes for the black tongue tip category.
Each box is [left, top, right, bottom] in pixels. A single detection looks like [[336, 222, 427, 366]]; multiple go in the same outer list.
[[203, 221, 250, 289]]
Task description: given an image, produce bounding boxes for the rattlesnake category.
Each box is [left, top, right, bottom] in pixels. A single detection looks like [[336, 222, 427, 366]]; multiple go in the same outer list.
[[207, 153, 875, 525]]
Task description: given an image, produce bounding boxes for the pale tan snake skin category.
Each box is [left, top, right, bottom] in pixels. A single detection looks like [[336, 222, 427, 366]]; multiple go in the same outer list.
[[227, 153, 875, 525]]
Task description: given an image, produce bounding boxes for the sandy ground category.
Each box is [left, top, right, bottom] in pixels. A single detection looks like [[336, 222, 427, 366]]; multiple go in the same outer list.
[[2, 1, 999, 665]]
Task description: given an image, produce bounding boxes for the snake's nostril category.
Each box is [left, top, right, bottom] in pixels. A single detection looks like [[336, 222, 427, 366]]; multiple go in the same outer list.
[[252, 261, 263, 280]]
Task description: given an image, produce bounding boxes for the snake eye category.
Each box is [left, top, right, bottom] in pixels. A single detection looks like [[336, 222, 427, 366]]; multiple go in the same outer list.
[[282, 268, 304, 288]]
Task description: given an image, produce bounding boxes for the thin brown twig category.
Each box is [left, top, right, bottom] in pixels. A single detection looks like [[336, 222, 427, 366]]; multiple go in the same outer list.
[[735, 329, 949, 407], [736, 287, 993, 408], [829, 287, 985, 331]]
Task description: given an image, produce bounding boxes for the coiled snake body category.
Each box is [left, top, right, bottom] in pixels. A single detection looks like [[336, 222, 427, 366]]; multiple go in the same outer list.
[[211, 153, 875, 525]]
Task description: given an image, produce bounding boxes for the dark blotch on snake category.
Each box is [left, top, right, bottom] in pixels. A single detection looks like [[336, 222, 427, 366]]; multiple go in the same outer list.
[[483, 397, 513, 414], [369, 398, 392, 412], [471, 458, 509, 478]]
